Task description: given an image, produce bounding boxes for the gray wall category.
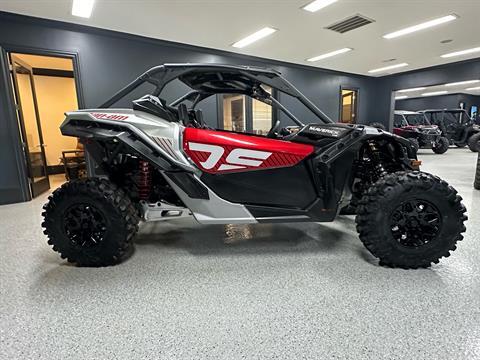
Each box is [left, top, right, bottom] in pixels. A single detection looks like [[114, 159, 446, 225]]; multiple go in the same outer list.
[[1, 11, 480, 204], [0, 11, 378, 204]]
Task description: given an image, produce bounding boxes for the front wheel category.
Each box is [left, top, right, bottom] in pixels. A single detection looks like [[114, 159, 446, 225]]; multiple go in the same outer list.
[[42, 178, 140, 266], [468, 133, 480, 152], [432, 136, 449, 154], [355, 171, 466, 269]]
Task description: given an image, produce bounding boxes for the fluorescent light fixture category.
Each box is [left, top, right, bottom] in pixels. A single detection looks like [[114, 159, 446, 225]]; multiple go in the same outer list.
[[72, 0, 95, 18], [307, 48, 353, 62], [441, 47, 480, 58], [398, 87, 427, 93], [368, 63, 409, 74], [445, 80, 480, 87], [466, 86, 480, 91], [395, 95, 408, 100], [232, 27, 277, 48], [383, 15, 457, 39], [422, 91, 448, 96], [302, 0, 338, 12]]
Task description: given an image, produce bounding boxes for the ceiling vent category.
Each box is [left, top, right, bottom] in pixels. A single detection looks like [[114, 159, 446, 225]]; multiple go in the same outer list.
[[325, 14, 375, 34]]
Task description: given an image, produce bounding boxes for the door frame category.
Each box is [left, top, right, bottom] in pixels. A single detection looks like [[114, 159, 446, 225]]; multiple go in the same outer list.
[[339, 85, 360, 124], [0, 44, 85, 201], [10, 54, 51, 197]]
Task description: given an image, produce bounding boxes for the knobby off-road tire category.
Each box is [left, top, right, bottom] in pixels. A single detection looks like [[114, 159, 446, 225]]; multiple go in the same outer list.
[[355, 171, 467, 269], [475, 153, 480, 190], [42, 178, 140, 267], [432, 136, 449, 154], [468, 133, 480, 152]]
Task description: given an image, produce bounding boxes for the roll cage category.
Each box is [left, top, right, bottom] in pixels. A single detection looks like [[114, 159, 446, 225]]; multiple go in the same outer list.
[[99, 63, 333, 126]]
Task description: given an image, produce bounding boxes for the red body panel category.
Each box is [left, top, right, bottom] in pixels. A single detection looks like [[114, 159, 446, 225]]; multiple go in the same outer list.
[[183, 128, 314, 174]]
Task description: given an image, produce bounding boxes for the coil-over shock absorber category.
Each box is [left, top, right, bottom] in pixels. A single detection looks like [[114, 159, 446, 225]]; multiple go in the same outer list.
[[138, 160, 152, 201], [366, 140, 387, 178]]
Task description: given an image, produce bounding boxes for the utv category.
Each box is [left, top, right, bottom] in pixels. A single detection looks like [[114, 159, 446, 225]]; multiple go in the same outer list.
[[420, 109, 480, 152], [393, 110, 449, 154], [42, 64, 467, 269]]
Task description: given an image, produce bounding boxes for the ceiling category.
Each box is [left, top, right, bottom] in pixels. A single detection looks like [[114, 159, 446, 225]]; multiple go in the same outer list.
[[395, 82, 480, 99], [1, 0, 479, 76]]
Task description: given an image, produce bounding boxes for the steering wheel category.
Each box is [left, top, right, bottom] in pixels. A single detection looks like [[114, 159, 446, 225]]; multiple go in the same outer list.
[[267, 120, 281, 138]]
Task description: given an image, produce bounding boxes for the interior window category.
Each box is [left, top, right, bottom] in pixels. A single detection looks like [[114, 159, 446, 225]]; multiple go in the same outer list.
[[222, 94, 246, 132]]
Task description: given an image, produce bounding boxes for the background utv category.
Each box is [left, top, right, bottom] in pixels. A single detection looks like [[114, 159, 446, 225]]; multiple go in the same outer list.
[[393, 110, 449, 154], [420, 109, 480, 152], [42, 64, 467, 269]]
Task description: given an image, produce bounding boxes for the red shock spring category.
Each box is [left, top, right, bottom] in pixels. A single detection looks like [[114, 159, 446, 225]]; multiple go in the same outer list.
[[138, 160, 152, 201]]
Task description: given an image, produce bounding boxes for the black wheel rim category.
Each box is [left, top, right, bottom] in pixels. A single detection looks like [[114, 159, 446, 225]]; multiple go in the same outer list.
[[390, 199, 441, 248], [63, 203, 107, 247]]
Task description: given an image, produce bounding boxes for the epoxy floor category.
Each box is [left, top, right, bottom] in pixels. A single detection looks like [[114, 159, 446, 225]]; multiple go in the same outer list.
[[1, 149, 479, 360]]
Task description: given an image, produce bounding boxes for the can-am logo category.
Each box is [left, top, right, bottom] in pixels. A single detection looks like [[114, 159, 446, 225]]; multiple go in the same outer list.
[[188, 142, 272, 172], [91, 113, 130, 121]]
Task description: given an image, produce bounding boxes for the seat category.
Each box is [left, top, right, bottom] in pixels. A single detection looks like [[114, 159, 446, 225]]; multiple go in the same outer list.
[[132, 95, 178, 122]]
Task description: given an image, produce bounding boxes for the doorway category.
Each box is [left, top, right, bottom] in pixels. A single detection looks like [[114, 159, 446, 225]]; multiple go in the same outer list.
[[340, 88, 358, 124], [8, 52, 82, 198]]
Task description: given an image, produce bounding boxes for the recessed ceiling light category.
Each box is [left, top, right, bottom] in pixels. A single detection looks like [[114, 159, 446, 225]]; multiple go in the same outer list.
[[466, 86, 480, 91], [422, 91, 448, 96], [383, 15, 457, 39], [306, 48, 353, 62], [441, 47, 480, 58], [395, 95, 408, 100], [302, 0, 338, 13], [398, 87, 427, 93], [445, 80, 480, 87], [368, 63, 409, 74], [232, 27, 277, 48], [72, 0, 95, 18]]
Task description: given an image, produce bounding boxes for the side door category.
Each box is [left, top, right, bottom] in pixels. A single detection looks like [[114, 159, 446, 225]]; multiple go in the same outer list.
[[9, 54, 50, 197], [182, 127, 318, 209]]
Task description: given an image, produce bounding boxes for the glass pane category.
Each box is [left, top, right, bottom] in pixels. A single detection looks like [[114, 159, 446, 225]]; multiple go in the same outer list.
[[223, 94, 246, 132], [15, 65, 48, 183], [252, 86, 272, 135]]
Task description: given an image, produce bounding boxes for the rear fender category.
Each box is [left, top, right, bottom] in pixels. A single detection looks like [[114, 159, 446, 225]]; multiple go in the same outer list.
[[60, 111, 195, 172]]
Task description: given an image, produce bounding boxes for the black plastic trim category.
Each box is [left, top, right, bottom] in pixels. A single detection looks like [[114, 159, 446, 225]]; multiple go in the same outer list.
[[164, 172, 209, 200]]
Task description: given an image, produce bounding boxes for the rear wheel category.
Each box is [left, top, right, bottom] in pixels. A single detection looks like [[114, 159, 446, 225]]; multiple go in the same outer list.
[[355, 171, 466, 269], [42, 178, 140, 267], [432, 136, 449, 154], [468, 133, 480, 152]]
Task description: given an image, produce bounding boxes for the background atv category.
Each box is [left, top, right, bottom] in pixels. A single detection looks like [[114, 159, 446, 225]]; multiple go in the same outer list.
[[42, 63, 467, 269], [393, 111, 449, 154], [420, 109, 480, 152]]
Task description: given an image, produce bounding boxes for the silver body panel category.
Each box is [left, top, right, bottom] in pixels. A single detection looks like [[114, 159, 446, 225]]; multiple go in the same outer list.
[[65, 108, 257, 225]]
